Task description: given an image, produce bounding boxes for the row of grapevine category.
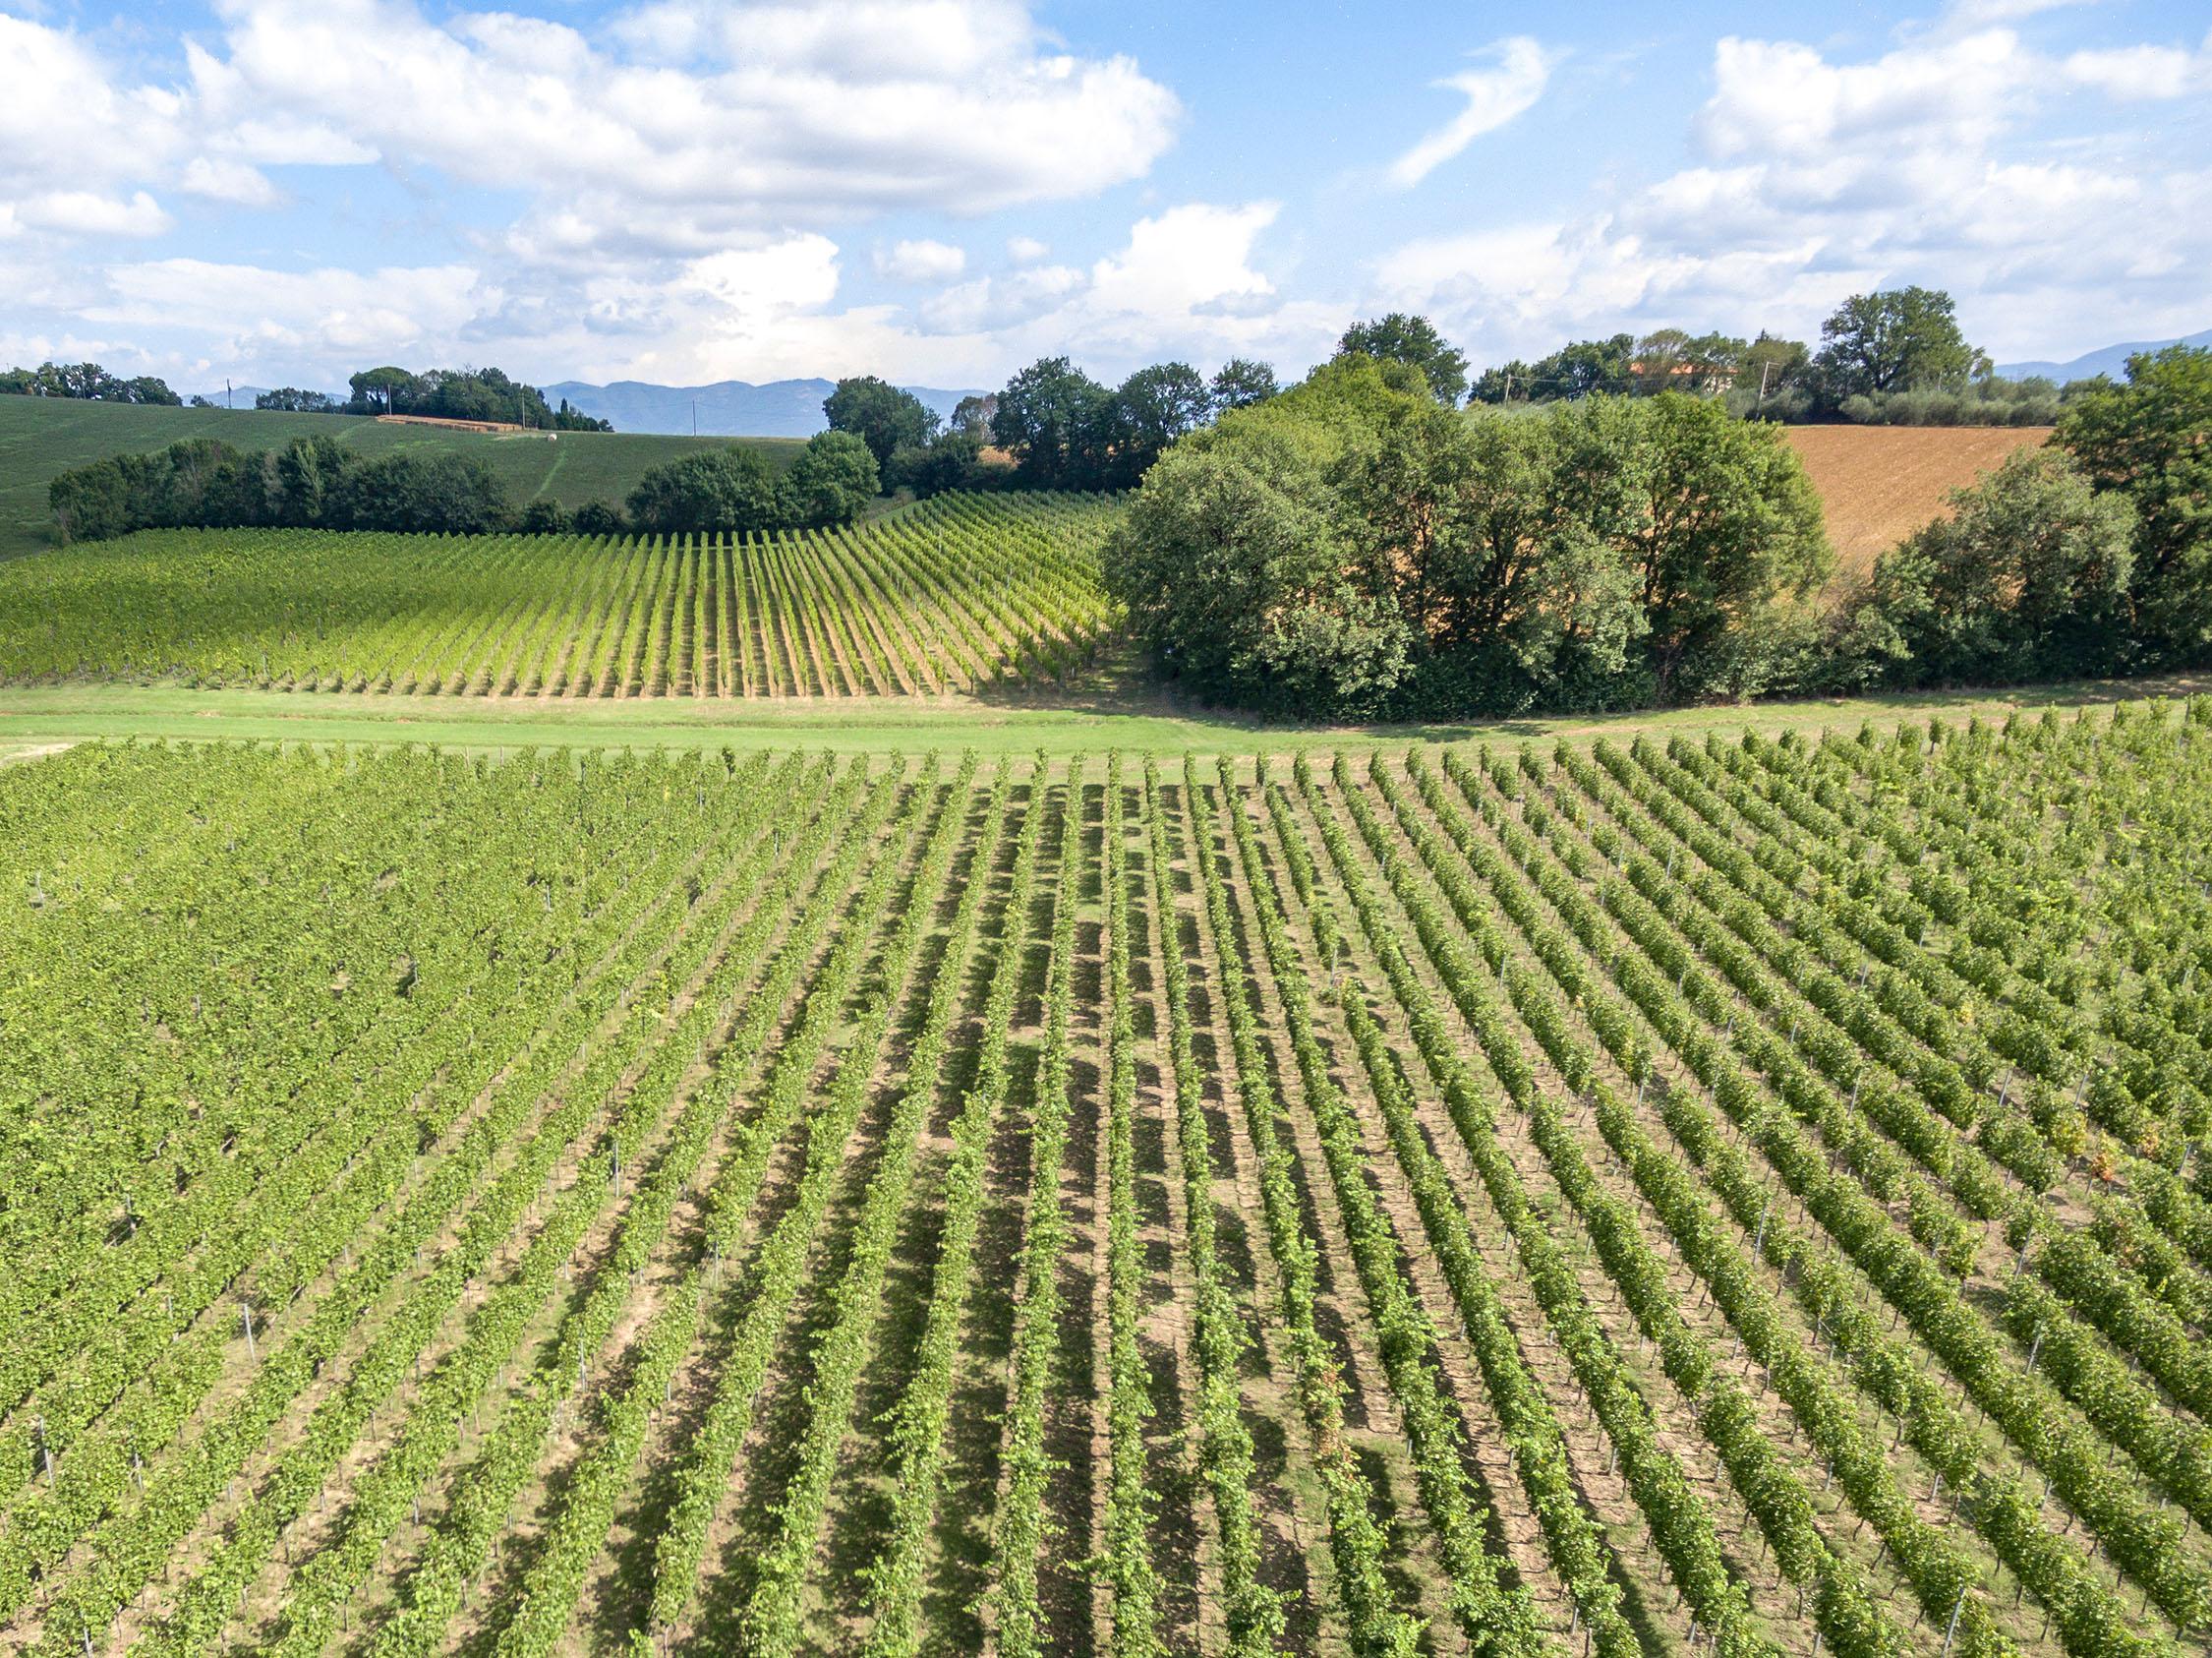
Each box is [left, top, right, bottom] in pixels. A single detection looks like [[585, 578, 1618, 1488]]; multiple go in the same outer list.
[[6, 705, 2210, 1654], [0, 493, 1122, 695]]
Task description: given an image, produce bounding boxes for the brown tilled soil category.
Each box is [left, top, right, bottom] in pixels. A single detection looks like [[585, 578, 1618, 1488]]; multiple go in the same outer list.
[[1783, 424, 2053, 578]]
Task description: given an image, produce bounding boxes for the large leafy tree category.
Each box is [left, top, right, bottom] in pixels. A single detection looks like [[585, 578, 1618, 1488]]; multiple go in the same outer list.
[[948, 392, 997, 439], [992, 357, 1113, 487], [625, 447, 786, 534], [1210, 358, 1279, 411], [781, 430, 879, 527], [1336, 313, 1470, 405], [1326, 397, 1647, 708], [1472, 333, 1638, 403], [271, 436, 347, 525], [347, 367, 421, 413], [1105, 423, 1411, 714], [1108, 362, 1212, 485], [823, 376, 938, 470], [2057, 345, 2212, 659], [256, 387, 340, 413], [1624, 393, 1832, 695], [1815, 287, 1979, 398]]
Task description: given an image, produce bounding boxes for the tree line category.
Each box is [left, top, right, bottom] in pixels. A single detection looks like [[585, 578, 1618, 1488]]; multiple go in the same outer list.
[[315, 366, 610, 430], [1, 362, 181, 405], [1469, 288, 2101, 427], [1106, 321, 2211, 720], [819, 358, 1281, 497], [47, 430, 879, 544]]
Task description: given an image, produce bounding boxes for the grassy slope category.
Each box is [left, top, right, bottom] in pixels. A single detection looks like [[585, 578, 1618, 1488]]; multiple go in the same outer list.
[[0, 394, 805, 561], [2, 671, 2195, 759]]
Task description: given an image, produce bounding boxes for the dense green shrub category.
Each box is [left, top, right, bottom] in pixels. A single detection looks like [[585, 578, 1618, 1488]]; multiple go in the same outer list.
[[1107, 363, 1830, 719], [1842, 451, 2136, 686]]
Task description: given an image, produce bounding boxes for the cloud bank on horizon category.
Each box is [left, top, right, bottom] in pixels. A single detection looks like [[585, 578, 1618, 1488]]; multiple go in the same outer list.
[[1, 0, 2206, 392]]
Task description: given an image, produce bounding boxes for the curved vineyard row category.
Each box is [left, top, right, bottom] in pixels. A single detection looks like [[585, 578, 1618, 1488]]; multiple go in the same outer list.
[[0, 492, 1121, 695], [2, 702, 2209, 1656]]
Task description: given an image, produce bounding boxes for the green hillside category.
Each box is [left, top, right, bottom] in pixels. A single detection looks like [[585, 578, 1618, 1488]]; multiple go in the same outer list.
[[0, 394, 804, 561]]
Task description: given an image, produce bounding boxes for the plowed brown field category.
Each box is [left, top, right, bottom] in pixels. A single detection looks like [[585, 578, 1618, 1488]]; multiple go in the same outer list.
[[1785, 423, 2053, 576]]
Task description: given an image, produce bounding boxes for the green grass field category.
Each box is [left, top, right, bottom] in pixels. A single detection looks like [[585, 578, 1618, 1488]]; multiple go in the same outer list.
[[2, 671, 2195, 757], [0, 393, 804, 561]]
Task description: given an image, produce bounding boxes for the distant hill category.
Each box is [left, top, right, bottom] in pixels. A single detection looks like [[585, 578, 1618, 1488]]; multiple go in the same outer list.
[[0, 394, 799, 561], [180, 385, 290, 408], [542, 379, 985, 438], [1995, 328, 2212, 383]]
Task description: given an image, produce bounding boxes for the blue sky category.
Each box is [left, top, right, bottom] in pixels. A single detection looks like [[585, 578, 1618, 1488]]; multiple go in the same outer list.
[[2, 0, 2208, 392]]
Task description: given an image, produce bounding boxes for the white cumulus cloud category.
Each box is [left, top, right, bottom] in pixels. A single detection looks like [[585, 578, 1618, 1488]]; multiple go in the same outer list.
[[1378, 22, 2212, 368], [876, 239, 968, 282]]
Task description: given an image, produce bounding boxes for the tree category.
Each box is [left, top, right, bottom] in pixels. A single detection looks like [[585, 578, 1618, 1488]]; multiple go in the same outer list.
[[1472, 335, 1636, 403], [1816, 287, 1977, 399], [625, 447, 786, 534], [1539, 335, 1635, 400], [1211, 358, 1279, 411], [1736, 332, 1811, 402], [330, 452, 510, 534], [1109, 362, 1211, 485], [1851, 449, 2135, 684], [572, 500, 627, 537], [2057, 344, 2212, 660], [1632, 328, 1699, 395], [949, 393, 997, 440], [1624, 393, 1832, 696], [782, 430, 879, 526], [894, 430, 988, 498], [517, 499, 570, 534], [348, 367, 420, 414], [1633, 329, 1743, 395], [2, 361, 177, 403], [1105, 423, 1410, 715], [257, 387, 340, 413], [334, 365, 606, 429], [992, 357, 1113, 488], [1335, 314, 1469, 405], [551, 398, 611, 432], [271, 436, 347, 525], [823, 377, 938, 470]]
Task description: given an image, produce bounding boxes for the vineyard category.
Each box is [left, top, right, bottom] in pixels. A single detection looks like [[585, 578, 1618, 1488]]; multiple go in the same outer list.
[[6, 702, 2212, 1658], [0, 493, 1119, 695]]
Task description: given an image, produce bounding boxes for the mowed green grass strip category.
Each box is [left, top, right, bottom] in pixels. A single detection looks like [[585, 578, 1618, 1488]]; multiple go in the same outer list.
[[0, 673, 2199, 758], [0, 393, 802, 560]]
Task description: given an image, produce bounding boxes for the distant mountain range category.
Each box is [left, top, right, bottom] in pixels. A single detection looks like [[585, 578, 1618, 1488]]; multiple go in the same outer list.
[[1995, 328, 2212, 383], [181, 385, 284, 407], [541, 380, 984, 438]]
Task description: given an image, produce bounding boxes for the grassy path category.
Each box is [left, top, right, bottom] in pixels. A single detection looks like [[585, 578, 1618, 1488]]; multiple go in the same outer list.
[[0, 673, 2201, 759]]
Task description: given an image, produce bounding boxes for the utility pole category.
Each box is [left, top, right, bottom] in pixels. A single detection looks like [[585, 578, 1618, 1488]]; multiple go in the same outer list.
[[226, 378, 233, 410], [1756, 360, 1772, 409]]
